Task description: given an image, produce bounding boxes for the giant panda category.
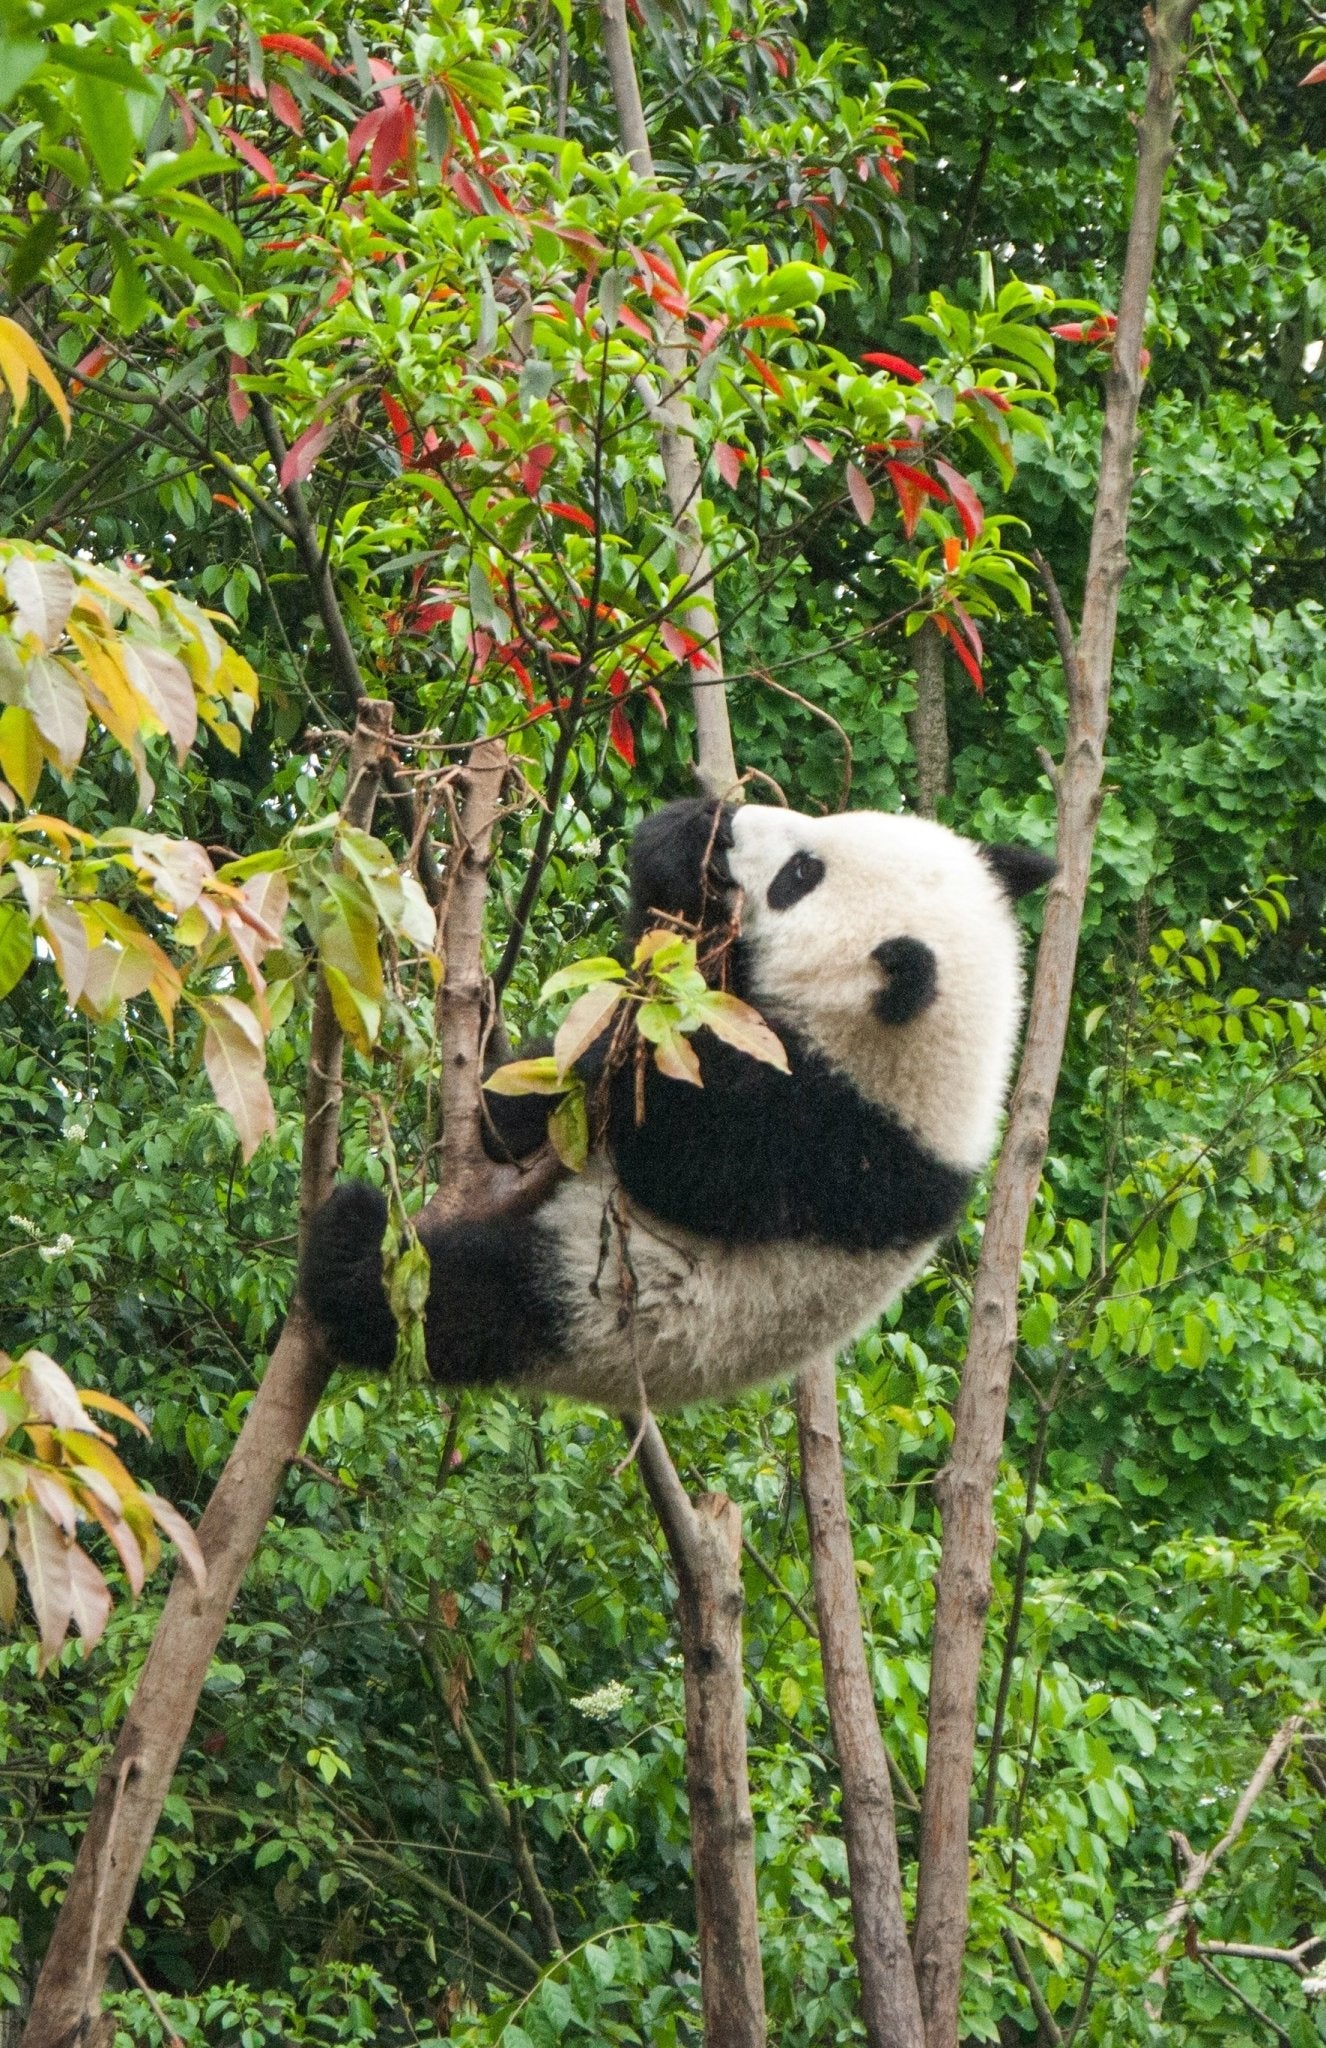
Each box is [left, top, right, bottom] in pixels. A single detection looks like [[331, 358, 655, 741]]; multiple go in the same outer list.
[[300, 797, 1054, 1409]]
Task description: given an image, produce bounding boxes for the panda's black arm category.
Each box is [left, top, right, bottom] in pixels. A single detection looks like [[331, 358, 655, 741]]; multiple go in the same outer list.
[[607, 1028, 972, 1252], [627, 798, 734, 937]]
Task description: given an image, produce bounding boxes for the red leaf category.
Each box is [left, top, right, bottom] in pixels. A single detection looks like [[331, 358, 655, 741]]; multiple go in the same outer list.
[[951, 602, 984, 668], [347, 106, 386, 165], [370, 100, 414, 190], [227, 355, 251, 427], [617, 305, 652, 340], [934, 613, 983, 693], [943, 535, 961, 572], [810, 215, 828, 256], [803, 436, 833, 464], [445, 81, 480, 149], [224, 129, 282, 188], [71, 343, 112, 388], [497, 648, 534, 699], [639, 248, 680, 291], [572, 274, 593, 320], [609, 706, 636, 765], [608, 666, 628, 697], [932, 458, 984, 543], [325, 275, 352, 309], [380, 389, 415, 462], [260, 32, 337, 72], [520, 443, 555, 495], [876, 156, 901, 192], [279, 417, 331, 488], [546, 501, 595, 532], [658, 621, 714, 672], [742, 347, 785, 399], [644, 685, 667, 724], [714, 441, 743, 488], [1050, 322, 1087, 341], [741, 313, 798, 332], [861, 350, 924, 384], [845, 461, 874, 525], [884, 459, 946, 540], [411, 599, 455, 632], [449, 166, 485, 214], [268, 79, 303, 134], [697, 315, 728, 354], [959, 385, 1011, 414], [1299, 58, 1326, 84]]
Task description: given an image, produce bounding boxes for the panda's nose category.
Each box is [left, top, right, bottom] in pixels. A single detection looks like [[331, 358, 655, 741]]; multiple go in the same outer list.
[[872, 937, 938, 1026]]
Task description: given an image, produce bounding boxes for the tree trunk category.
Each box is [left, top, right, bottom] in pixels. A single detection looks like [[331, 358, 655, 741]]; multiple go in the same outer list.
[[910, 10, 1200, 2043], [797, 1361, 926, 2048], [23, 702, 396, 2048], [909, 621, 949, 818], [634, 1423, 766, 2048]]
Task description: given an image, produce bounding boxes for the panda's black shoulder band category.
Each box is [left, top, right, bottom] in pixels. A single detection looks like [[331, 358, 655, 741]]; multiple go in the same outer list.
[[627, 797, 735, 937]]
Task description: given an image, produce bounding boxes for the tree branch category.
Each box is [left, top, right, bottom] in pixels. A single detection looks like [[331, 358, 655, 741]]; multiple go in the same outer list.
[[22, 702, 396, 2048], [911, 9, 1201, 2043], [1147, 1714, 1305, 2016], [796, 1361, 926, 2048], [597, 0, 738, 797]]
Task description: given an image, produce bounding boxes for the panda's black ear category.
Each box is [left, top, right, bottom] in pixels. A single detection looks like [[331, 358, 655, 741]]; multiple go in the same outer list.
[[981, 842, 1057, 902], [628, 799, 736, 936]]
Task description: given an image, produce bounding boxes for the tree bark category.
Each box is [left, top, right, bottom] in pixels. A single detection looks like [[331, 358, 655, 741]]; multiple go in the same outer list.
[[597, 0, 738, 799], [22, 701, 396, 2048], [910, 10, 1200, 2044], [908, 621, 950, 819], [797, 1362, 926, 2048], [634, 1422, 766, 2048]]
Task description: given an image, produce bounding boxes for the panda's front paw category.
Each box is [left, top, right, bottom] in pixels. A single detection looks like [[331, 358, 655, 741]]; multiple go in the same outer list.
[[628, 798, 735, 936]]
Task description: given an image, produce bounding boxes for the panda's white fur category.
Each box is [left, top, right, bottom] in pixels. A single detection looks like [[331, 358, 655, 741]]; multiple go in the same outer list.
[[301, 800, 1049, 1411]]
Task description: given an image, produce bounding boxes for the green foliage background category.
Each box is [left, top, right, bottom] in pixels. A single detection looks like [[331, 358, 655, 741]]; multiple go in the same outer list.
[[2, 0, 1325, 2041]]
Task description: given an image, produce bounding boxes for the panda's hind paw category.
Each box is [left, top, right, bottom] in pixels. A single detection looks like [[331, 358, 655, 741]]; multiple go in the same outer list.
[[300, 1181, 398, 1372]]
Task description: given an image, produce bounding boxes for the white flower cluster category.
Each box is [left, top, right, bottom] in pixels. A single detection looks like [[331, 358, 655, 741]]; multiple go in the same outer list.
[[38, 1233, 76, 1262], [8, 1214, 39, 1237], [64, 1121, 88, 1144], [570, 1680, 631, 1722]]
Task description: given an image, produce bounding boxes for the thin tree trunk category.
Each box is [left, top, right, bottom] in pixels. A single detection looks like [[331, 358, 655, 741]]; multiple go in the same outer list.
[[22, 702, 396, 2048], [797, 1363, 926, 2048], [911, 10, 1200, 2044], [598, 0, 738, 798], [909, 621, 949, 818], [634, 1422, 766, 2048]]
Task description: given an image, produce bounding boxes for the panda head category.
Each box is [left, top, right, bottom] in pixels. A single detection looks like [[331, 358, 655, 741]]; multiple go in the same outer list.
[[630, 798, 1055, 1169]]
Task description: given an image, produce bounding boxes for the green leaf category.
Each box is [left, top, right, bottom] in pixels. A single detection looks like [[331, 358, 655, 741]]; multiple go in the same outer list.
[[0, 42, 45, 110], [74, 72, 134, 191], [548, 1086, 588, 1170], [541, 955, 626, 999]]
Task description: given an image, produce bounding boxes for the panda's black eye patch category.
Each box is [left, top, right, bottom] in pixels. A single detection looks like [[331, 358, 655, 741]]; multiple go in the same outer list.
[[767, 850, 826, 911]]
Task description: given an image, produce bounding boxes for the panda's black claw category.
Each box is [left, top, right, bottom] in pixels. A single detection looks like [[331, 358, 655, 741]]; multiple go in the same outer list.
[[300, 1181, 398, 1371]]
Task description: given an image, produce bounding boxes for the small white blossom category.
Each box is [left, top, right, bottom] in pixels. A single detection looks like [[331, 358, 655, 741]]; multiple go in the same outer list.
[[587, 1782, 611, 1809], [64, 1122, 88, 1144], [8, 1215, 39, 1238], [570, 1680, 631, 1722], [38, 1234, 75, 1262]]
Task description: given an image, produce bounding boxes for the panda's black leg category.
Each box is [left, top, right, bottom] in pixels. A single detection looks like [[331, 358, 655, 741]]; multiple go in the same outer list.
[[301, 1181, 568, 1387], [417, 1214, 569, 1387], [299, 1182, 399, 1371]]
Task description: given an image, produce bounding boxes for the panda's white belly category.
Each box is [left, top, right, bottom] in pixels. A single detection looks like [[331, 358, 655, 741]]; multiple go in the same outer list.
[[531, 1160, 936, 1410]]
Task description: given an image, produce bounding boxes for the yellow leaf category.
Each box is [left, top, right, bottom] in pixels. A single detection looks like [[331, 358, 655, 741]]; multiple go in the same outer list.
[[0, 704, 44, 804], [0, 316, 71, 435], [553, 982, 623, 1077], [195, 993, 275, 1160]]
